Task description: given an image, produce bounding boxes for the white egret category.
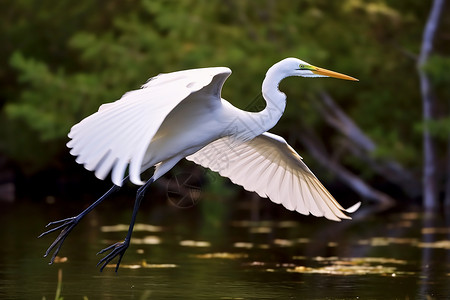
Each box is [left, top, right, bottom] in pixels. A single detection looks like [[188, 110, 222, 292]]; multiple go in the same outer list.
[[40, 57, 360, 272]]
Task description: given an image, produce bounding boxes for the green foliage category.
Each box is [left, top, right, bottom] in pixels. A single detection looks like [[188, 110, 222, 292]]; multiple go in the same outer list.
[[1, 0, 449, 178], [417, 118, 450, 141], [8, 52, 74, 140], [425, 55, 450, 98]]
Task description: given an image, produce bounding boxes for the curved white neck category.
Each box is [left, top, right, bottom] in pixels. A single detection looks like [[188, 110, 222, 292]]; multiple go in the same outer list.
[[224, 64, 288, 141], [259, 66, 287, 131]]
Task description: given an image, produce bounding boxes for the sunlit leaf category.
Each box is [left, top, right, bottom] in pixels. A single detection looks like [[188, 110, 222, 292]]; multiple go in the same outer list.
[[418, 240, 450, 249], [347, 257, 407, 265], [101, 223, 163, 232], [104, 260, 177, 269], [277, 263, 296, 268], [313, 256, 339, 262], [422, 227, 450, 234], [249, 227, 272, 234], [273, 239, 294, 247], [107, 264, 141, 269], [233, 242, 254, 249], [358, 237, 419, 246], [195, 252, 249, 259], [296, 238, 311, 244], [143, 264, 177, 269], [131, 236, 162, 245], [292, 256, 307, 260], [287, 256, 409, 276], [179, 240, 211, 247], [287, 264, 397, 275], [231, 220, 299, 229]]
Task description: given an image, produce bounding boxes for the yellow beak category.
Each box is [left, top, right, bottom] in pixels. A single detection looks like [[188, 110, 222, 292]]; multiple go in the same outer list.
[[312, 66, 358, 81]]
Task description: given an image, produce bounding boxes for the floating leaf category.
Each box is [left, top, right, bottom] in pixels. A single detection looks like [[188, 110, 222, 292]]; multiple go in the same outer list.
[[143, 264, 177, 269], [233, 242, 253, 249], [422, 227, 450, 234], [180, 240, 211, 247], [287, 264, 397, 275], [418, 240, 450, 249], [309, 256, 407, 265], [273, 239, 293, 247], [230, 220, 299, 229], [296, 238, 311, 244], [249, 261, 266, 266], [195, 252, 248, 259], [249, 227, 272, 234], [104, 260, 177, 269], [348, 257, 407, 265], [276, 221, 299, 228], [313, 256, 339, 262], [277, 263, 296, 268], [101, 223, 163, 232], [358, 237, 419, 246], [292, 256, 307, 260], [131, 236, 161, 245], [286, 256, 410, 276]]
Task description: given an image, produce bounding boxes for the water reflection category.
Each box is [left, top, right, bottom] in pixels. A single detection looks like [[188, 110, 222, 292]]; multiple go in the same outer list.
[[0, 198, 449, 299]]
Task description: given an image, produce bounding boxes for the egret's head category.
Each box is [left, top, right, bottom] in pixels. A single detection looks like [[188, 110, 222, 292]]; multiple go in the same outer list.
[[274, 57, 358, 81]]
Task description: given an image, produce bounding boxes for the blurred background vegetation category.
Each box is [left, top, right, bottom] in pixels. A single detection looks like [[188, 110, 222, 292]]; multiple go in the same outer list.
[[1, 0, 449, 210]]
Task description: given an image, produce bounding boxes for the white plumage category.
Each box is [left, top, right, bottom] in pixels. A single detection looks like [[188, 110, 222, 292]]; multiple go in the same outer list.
[[187, 133, 359, 221], [67, 67, 232, 186], [67, 58, 360, 221]]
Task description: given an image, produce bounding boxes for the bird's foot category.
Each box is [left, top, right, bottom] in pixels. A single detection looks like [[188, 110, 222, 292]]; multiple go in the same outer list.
[[38, 216, 79, 264], [96, 241, 129, 272]]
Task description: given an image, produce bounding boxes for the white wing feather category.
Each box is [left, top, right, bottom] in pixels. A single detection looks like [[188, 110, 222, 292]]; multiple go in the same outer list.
[[67, 67, 231, 186], [186, 132, 360, 221]]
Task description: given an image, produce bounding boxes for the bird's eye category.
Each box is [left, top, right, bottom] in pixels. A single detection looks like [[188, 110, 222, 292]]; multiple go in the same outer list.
[[299, 65, 305, 69]]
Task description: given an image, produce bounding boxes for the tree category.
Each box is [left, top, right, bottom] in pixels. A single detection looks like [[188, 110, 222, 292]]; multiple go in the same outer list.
[[417, 0, 446, 208]]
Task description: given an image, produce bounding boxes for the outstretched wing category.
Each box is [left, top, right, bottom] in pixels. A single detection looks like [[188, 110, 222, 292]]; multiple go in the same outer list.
[[186, 132, 360, 221], [67, 67, 232, 186]]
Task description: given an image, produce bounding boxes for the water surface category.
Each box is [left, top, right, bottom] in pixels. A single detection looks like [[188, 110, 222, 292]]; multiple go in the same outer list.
[[0, 196, 449, 299]]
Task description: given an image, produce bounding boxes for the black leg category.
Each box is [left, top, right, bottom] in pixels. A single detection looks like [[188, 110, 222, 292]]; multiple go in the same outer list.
[[39, 176, 128, 265], [97, 177, 154, 272]]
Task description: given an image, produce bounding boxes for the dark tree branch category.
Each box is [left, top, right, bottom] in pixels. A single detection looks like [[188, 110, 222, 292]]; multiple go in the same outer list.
[[295, 130, 395, 207], [317, 91, 375, 152], [315, 91, 420, 198]]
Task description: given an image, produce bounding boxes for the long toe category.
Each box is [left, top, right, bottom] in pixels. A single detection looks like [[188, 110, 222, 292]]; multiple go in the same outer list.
[[97, 242, 129, 272], [39, 217, 79, 264], [97, 242, 123, 255]]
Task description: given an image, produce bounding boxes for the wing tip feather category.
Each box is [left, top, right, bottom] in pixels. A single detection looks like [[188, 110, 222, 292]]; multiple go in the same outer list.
[[325, 201, 361, 221], [345, 202, 361, 213]]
